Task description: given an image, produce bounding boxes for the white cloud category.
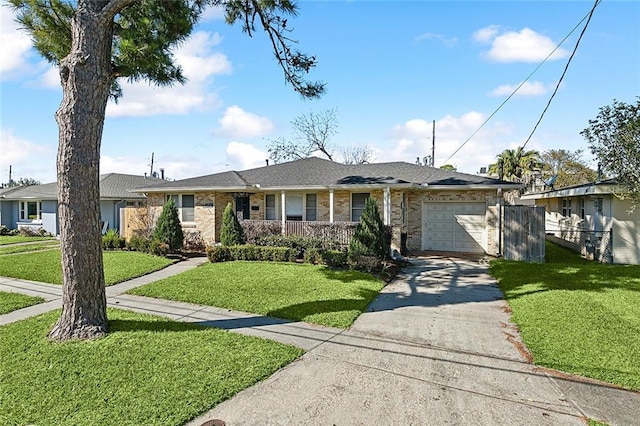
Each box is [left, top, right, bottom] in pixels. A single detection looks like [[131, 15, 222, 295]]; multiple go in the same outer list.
[[0, 7, 34, 79], [106, 31, 231, 117], [225, 141, 269, 170], [386, 112, 514, 174], [475, 26, 569, 63], [490, 80, 551, 97], [0, 128, 56, 183], [415, 32, 458, 47], [214, 106, 274, 139], [472, 25, 500, 43]]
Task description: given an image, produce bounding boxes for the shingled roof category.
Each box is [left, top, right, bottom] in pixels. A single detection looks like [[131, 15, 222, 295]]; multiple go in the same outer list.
[[136, 157, 520, 192], [1, 173, 161, 200]]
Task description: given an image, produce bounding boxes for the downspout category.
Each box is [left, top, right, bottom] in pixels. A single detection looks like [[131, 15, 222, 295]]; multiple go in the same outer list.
[[497, 188, 503, 257]]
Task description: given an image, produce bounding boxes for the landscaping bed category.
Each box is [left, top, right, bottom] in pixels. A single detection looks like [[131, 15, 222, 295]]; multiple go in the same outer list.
[[0, 308, 303, 425], [490, 242, 640, 391]]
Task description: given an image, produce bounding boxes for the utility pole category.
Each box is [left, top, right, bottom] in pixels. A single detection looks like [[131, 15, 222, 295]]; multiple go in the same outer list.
[[431, 120, 435, 167]]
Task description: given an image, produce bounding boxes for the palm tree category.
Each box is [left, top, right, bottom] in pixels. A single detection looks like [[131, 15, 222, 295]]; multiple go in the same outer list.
[[489, 147, 541, 182]]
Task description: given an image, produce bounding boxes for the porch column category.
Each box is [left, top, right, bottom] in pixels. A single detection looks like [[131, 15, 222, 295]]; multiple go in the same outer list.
[[281, 191, 286, 235], [383, 187, 391, 226], [329, 189, 334, 223]]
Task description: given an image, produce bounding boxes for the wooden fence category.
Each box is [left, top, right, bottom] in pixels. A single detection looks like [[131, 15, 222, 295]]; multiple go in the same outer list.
[[503, 205, 546, 262]]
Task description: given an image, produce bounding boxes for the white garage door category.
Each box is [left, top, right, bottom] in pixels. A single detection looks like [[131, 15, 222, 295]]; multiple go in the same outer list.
[[422, 202, 486, 253]]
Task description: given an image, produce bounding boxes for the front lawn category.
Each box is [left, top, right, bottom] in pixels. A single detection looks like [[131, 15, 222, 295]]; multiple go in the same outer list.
[[0, 241, 60, 255], [0, 291, 45, 315], [0, 235, 55, 245], [0, 309, 303, 426], [0, 250, 173, 285], [490, 242, 640, 391], [129, 261, 384, 328]]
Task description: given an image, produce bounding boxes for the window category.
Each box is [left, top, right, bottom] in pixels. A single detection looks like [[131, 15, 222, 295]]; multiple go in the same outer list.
[[579, 198, 585, 220], [306, 194, 317, 221], [182, 195, 195, 222], [561, 198, 572, 217], [351, 193, 370, 221], [20, 201, 41, 221], [286, 194, 303, 221], [165, 194, 194, 222], [265, 194, 277, 220]]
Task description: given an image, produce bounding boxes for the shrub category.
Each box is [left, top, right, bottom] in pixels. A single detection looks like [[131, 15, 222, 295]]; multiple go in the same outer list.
[[153, 198, 183, 252], [183, 230, 205, 252], [348, 255, 382, 273], [255, 235, 339, 259], [149, 239, 170, 257], [127, 234, 151, 252], [304, 248, 321, 264], [206, 244, 295, 263], [102, 229, 125, 250], [321, 250, 348, 268], [0, 225, 10, 236], [349, 197, 389, 260], [220, 203, 246, 246], [242, 220, 282, 244]]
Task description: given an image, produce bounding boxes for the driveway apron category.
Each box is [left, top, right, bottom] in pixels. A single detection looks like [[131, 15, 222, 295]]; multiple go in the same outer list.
[[192, 255, 635, 426]]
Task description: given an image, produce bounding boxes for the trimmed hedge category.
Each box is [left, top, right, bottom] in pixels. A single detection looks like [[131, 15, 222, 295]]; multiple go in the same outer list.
[[207, 245, 296, 263]]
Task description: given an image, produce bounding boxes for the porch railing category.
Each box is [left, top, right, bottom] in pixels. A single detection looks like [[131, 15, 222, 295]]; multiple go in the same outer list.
[[242, 220, 359, 247]]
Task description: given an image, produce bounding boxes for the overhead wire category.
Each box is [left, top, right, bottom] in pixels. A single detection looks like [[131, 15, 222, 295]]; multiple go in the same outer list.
[[442, 0, 602, 165]]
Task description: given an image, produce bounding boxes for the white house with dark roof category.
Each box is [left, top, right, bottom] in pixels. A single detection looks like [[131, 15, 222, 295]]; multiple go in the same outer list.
[[0, 173, 160, 236], [521, 179, 640, 264], [132, 157, 521, 255]]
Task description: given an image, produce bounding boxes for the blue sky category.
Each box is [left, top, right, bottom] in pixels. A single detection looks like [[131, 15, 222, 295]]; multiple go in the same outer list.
[[1, 0, 639, 184]]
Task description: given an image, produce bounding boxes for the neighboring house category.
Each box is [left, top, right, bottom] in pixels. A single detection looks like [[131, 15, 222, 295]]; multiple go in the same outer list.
[[131, 157, 520, 255], [521, 179, 640, 264], [0, 173, 160, 236]]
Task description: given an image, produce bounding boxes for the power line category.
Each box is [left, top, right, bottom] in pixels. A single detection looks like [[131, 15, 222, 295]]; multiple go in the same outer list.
[[521, 0, 601, 149], [443, 0, 601, 165]]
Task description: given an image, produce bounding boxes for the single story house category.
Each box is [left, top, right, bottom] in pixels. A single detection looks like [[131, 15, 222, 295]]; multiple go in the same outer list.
[[0, 173, 160, 236], [521, 179, 640, 264], [131, 157, 521, 255]]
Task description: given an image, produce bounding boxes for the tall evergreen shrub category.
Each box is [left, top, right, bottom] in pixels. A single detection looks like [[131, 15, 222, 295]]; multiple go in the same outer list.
[[220, 202, 246, 246], [153, 198, 184, 251], [348, 197, 389, 259]]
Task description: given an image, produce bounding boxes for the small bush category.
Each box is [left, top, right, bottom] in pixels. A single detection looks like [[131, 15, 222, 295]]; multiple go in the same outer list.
[[242, 220, 282, 244], [127, 234, 151, 253], [17, 227, 45, 237], [149, 239, 170, 257], [220, 203, 246, 246], [321, 250, 348, 268], [349, 197, 389, 260], [153, 198, 183, 252], [348, 255, 382, 273], [102, 229, 125, 250], [206, 245, 231, 263], [183, 230, 205, 252], [304, 248, 321, 264], [206, 244, 295, 263], [0, 225, 10, 236]]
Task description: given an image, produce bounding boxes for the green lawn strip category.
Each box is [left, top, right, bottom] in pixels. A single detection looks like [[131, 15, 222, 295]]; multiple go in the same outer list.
[[129, 261, 384, 328], [490, 242, 640, 391], [0, 235, 55, 245], [0, 241, 60, 255], [0, 308, 303, 426], [0, 250, 173, 285], [0, 291, 45, 314], [588, 420, 609, 426]]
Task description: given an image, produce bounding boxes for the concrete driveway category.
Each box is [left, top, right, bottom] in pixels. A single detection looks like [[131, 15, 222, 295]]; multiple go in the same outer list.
[[191, 255, 639, 426]]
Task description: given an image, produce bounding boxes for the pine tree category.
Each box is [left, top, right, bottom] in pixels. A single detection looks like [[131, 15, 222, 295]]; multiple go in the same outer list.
[[349, 197, 389, 260], [153, 198, 184, 251], [220, 202, 246, 246]]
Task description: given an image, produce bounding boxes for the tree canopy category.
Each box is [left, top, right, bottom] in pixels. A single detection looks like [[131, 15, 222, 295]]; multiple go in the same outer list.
[[581, 98, 640, 209], [539, 149, 596, 189], [488, 147, 541, 182], [9, 0, 323, 341]]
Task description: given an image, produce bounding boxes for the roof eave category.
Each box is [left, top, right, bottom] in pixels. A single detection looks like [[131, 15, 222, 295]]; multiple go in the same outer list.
[[420, 184, 522, 190], [521, 184, 622, 200]]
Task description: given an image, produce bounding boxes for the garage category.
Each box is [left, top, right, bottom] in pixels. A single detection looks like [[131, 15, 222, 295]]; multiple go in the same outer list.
[[422, 202, 486, 253]]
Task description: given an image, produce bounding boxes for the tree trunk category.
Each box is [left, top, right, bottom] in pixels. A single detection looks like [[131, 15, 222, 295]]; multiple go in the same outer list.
[[49, 2, 114, 341]]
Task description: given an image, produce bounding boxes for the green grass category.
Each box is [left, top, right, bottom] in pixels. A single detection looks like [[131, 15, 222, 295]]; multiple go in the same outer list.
[[0, 309, 303, 426], [0, 250, 173, 285], [0, 241, 59, 255], [0, 291, 45, 314], [0, 235, 55, 245], [129, 261, 384, 328], [490, 242, 640, 391]]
